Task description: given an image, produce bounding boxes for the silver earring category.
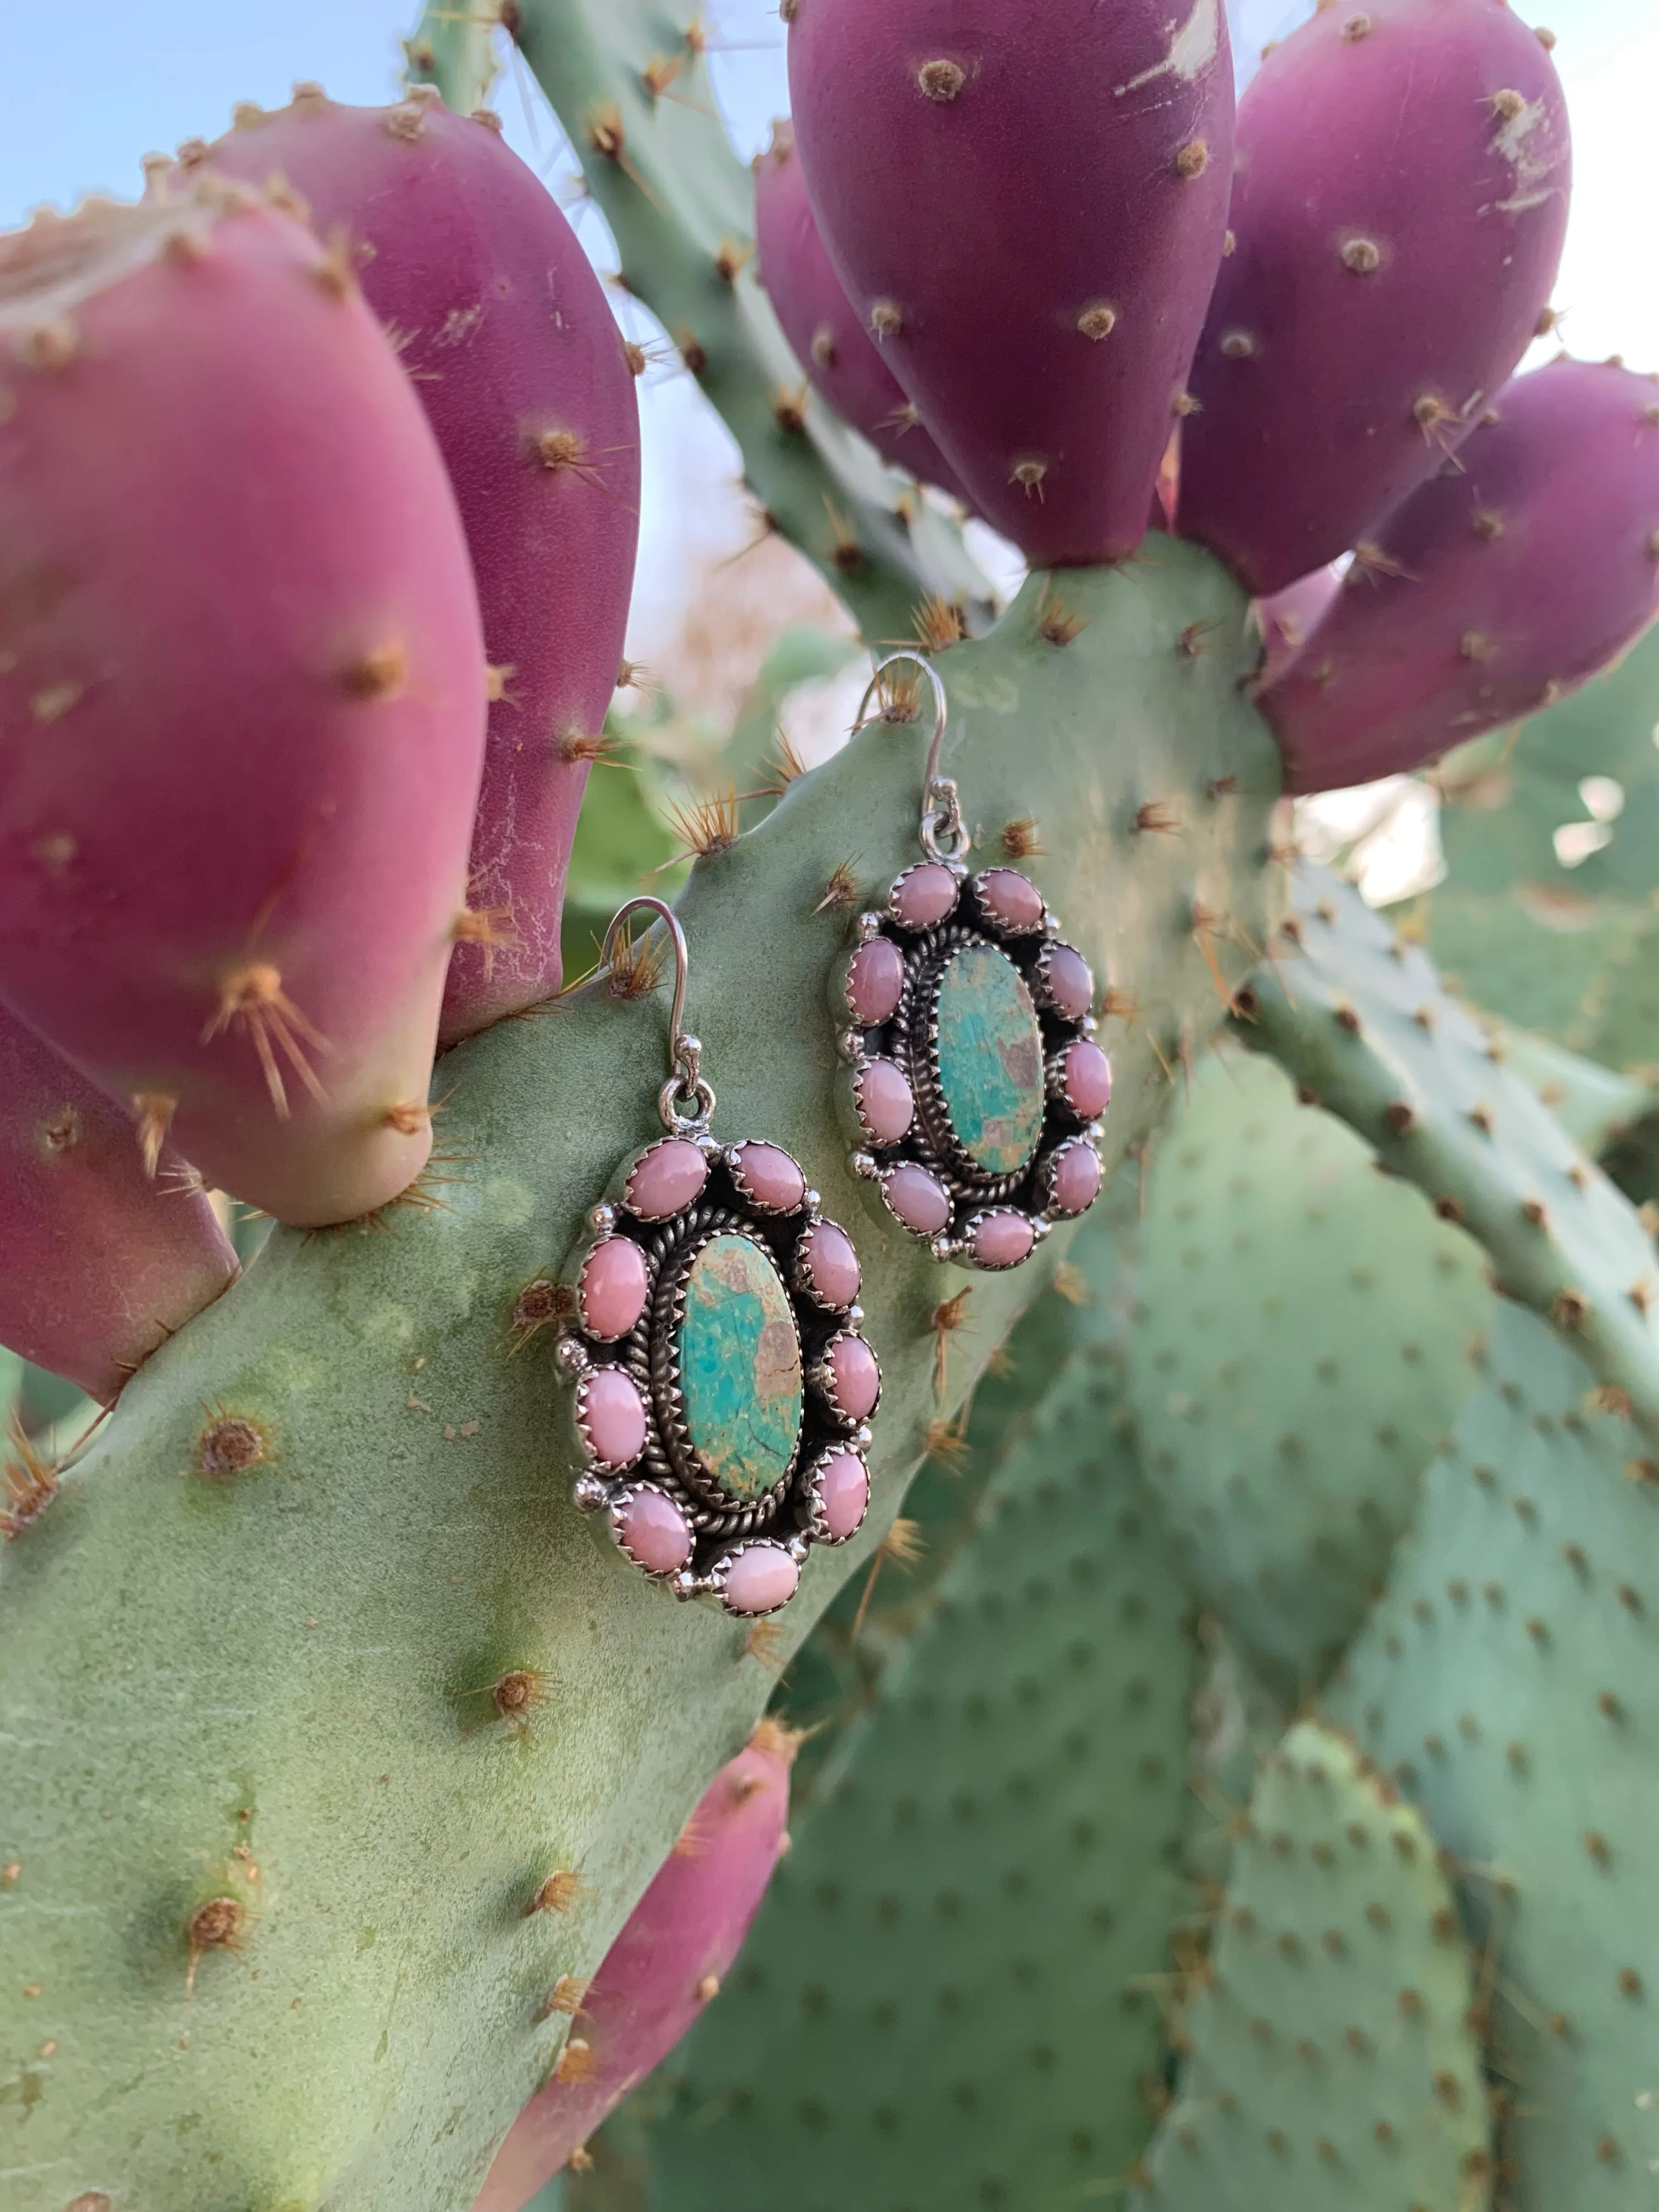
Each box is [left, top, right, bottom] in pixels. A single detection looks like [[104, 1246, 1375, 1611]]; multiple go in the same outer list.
[[832, 653, 1109, 1269], [559, 898, 878, 1617]]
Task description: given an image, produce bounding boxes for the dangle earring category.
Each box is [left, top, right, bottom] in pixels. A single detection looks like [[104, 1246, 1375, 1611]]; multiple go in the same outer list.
[[833, 654, 1110, 1270], [560, 898, 878, 1618]]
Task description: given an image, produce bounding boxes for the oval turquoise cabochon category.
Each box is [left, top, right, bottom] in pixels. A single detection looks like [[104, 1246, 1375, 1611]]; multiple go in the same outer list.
[[934, 944, 1045, 1176], [677, 1233, 804, 1502]]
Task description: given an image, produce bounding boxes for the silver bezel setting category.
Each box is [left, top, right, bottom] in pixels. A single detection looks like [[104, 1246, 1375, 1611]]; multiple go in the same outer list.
[[833, 865, 1107, 1268], [561, 1135, 878, 1616]]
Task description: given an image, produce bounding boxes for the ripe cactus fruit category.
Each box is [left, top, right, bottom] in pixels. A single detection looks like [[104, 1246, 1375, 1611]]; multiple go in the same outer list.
[[474, 1722, 794, 2209], [201, 90, 642, 1041], [0, 189, 487, 1226], [1239, 866, 1659, 1443], [1130, 1046, 1488, 1692], [0, 1003, 236, 1403], [752, 122, 967, 505], [786, 0, 1236, 566], [1262, 359, 1659, 792], [645, 1336, 1200, 2210], [0, 544, 1280, 2210], [1133, 1721, 1491, 2209], [1178, 0, 1570, 596], [1255, 564, 1340, 682], [418, 0, 996, 642], [1328, 1305, 1659, 2209]]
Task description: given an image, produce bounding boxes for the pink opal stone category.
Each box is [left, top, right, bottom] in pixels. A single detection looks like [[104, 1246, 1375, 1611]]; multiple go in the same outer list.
[[977, 868, 1044, 931], [625, 1139, 708, 1221], [856, 1058, 915, 1145], [618, 1485, 692, 1575], [721, 1542, 800, 1615], [800, 1220, 860, 1307], [883, 1163, 951, 1235], [827, 1333, 881, 1422], [890, 862, 958, 930], [973, 1210, 1036, 1269], [815, 1448, 870, 1541], [583, 1367, 647, 1468], [1050, 1140, 1102, 1216], [846, 938, 906, 1026], [579, 1238, 649, 1341], [1064, 1040, 1113, 1119], [1043, 941, 1094, 1022], [732, 1141, 805, 1213]]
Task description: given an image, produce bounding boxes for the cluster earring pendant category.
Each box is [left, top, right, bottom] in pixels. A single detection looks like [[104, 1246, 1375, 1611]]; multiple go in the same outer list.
[[559, 899, 879, 1618], [833, 654, 1110, 1271]]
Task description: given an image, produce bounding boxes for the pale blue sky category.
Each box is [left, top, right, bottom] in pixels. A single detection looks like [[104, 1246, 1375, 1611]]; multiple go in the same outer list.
[[5, 0, 1654, 661]]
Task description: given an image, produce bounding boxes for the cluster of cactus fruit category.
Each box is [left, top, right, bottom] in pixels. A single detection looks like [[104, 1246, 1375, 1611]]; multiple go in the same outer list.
[[4, 0, 1659, 2203]]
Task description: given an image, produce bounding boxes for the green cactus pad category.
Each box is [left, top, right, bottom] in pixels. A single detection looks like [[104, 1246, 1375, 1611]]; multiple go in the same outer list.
[[1424, 623, 1659, 1071], [776, 1172, 1139, 1799], [1328, 1302, 1659, 2203], [1240, 864, 1659, 1443], [642, 1339, 1198, 2211], [0, 546, 1279, 2210], [1134, 1720, 1491, 2211], [409, 0, 994, 644], [1129, 1045, 1490, 1694]]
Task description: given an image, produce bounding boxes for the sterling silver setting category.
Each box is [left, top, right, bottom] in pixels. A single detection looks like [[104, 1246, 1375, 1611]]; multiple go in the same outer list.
[[560, 898, 876, 1617], [833, 654, 1109, 1269]]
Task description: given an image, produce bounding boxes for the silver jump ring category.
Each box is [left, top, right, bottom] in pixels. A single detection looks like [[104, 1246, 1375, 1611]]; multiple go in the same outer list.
[[852, 651, 968, 866], [600, 896, 718, 1131]]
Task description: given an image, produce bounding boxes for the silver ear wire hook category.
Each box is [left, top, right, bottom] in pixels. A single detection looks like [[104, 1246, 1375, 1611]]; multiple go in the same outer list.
[[853, 650, 968, 865], [599, 895, 716, 1132]]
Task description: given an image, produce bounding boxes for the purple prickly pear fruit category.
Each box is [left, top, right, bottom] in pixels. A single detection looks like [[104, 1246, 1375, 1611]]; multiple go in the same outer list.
[[1261, 358, 1659, 794], [0, 189, 488, 1226], [1178, 0, 1571, 597], [786, 0, 1235, 567], [472, 1721, 795, 2209], [1256, 564, 1342, 682], [199, 90, 641, 1043], [753, 122, 968, 505], [0, 1001, 236, 1402]]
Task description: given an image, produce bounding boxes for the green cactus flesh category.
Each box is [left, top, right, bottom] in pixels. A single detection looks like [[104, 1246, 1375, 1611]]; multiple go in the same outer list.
[[1483, 1020, 1659, 1161], [1239, 864, 1659, 1444], [0, 546, 1279, 2211], [1129, 1045, 1490, 1695], [1424, 622, 1659, 1073], [408, 0, 995, 646], [1327, 1301, 1659, 2205], [1133, 1720, 1492, 2211], [777, 1173, 1139, 1804], [641, 1324, 1197, 2209]]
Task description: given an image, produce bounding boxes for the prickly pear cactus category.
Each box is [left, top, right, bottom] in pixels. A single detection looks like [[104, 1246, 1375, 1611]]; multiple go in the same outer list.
[[1328, 1303, 1659, 2204], [642, 1282, 1199, 2211], [1134, 1721, 1493, 2209], [0, 550, 1280, 2211], [1130, 1045, 1490, 1693], [1238, 863, 1659, 1441]]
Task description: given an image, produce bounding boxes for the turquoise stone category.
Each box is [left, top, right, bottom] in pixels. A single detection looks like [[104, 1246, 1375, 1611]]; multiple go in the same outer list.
[[677, 1233, 803, 1501], [934, 944, 1045, 1175]]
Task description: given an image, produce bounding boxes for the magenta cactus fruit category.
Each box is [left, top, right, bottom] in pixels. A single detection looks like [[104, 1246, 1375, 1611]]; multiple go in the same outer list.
[[1260, 358, 1659, 794], [1256, 564, 1342, 682], [200, 89, 641, 1042], [472, 1721, 795, 2208], [786, 0, 1235, 567], [1177, 0, 1571, 597], [0, 189, 488, 1226], [0, 1001, 236, 1403], [753, 122, 968, 504]]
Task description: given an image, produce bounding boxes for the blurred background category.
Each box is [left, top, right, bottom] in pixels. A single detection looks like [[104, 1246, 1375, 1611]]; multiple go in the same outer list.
[[6, 0, 1655, 887]]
